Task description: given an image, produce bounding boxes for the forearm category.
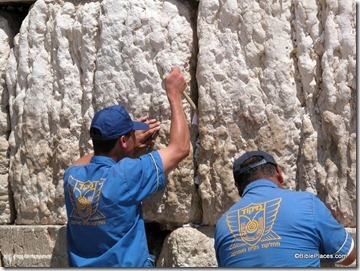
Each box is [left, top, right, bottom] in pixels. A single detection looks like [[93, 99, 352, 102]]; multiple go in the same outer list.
[[158, 67, 190, 174], [168, 97, 190, 156], [158, 99, 189, 174]]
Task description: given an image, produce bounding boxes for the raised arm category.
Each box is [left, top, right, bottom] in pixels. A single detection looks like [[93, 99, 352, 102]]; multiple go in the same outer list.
[[158, 67, 190, 174]]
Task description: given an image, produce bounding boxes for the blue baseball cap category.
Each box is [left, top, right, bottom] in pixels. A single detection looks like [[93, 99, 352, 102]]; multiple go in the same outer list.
[[90, 105, 149, 140], [233, 150, 277, 181]]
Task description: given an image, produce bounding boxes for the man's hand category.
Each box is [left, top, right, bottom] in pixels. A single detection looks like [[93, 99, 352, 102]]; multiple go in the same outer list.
[[134, 116, 161, 151], [164, 67, 187, 102]]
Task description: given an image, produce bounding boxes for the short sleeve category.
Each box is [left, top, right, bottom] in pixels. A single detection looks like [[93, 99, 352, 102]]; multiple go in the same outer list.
[[120, 151, 165, 203], [313, 195, 354, 263]]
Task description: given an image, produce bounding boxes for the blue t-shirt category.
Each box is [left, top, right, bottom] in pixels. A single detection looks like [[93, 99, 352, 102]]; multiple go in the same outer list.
[[63, 151, 165, 267], [214, 180, 354, 267]]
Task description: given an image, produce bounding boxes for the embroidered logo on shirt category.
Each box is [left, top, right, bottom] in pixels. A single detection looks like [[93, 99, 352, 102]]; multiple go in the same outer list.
[[67, 175, 106, 225], [226, 198, 282, 252]]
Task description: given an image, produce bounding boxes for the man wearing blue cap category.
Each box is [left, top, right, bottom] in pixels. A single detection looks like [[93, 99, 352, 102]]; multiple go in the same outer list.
[[214, 150, 356, 267], [63, 67, 190, 267]]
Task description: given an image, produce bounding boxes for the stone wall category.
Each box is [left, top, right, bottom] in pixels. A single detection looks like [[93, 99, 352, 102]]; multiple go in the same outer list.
[[0, 0, 356, 267]]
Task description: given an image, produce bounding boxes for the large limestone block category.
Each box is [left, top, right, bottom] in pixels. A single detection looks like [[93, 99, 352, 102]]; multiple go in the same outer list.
[[0, 10, 23, 224], [294, 0, 356, 227], [0, 225, 67, 267], [157, 226, 217, 267], [196, 0, 355, 226], [6, 0, 199, 225], [197, 0, 302, 226]]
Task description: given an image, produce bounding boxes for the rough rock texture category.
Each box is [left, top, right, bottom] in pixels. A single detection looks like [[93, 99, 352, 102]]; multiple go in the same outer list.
[[0, 225, 67, 267], [0, 225, 355, 267], [157, 226, 217, 267], [5, 0, 198, 226], [0, 0, 356, 267], [196, 0, 356, 227], [0, 9, 24, 224]]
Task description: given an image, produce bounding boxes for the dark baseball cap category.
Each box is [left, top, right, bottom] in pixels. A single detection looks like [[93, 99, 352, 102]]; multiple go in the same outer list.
[[233, 151, 277, 180], [90, 105, 149, 141]]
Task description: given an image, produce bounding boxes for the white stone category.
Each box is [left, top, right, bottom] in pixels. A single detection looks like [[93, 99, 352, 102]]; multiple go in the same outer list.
[[157, 226, 217, 267]]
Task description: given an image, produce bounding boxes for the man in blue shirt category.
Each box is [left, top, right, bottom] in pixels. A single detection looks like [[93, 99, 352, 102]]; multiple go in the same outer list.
[[63, 67, 190, 267], [214, 151, 356, 267]]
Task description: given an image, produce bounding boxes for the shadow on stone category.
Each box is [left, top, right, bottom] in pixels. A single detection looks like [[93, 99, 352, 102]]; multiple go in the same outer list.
[[50, 226, 68, 267], [145, 222, 171, 265]]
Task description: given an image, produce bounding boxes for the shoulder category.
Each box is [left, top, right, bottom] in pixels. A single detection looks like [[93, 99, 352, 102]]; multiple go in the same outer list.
[[64, 164, 84, 179], [119, 151, 163, 168], [281, 188, 317, 199], [116, 151, 164, 181]]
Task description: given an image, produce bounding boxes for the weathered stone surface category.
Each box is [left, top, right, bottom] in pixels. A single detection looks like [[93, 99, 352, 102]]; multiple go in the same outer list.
[[5, 0, 199, 226], [157, 226, 217, 267], [0, 225, 356, 267], [294, 0, 356, 227], [196, 0, 356, 226], [0, 225, 67, 267], [196, 0, 302, 226], [0, 10, 23, 224]]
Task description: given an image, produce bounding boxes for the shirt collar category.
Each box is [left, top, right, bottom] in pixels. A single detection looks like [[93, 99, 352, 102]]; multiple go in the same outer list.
[[90, 155, 117, 165], [242, 179, 278, 197]]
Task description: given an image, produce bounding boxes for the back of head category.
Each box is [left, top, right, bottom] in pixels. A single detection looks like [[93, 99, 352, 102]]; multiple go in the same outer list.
[[90, 105, 149, 155], [90, 127, 120, 155], [233, 151, 277, 196]]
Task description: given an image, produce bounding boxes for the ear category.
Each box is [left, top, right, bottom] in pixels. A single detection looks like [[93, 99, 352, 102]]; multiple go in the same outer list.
[[275, 165, 284, 188], [118, 135, 128, 149], [234, 182, 243, 197]]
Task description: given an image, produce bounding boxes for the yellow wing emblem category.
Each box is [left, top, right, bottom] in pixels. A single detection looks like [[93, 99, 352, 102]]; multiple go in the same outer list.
[[226, 198, 282, 246], [67, 175, 106, 222]]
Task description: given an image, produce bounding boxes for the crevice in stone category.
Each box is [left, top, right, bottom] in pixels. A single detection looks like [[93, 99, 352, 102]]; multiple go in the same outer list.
[[7, 180, 16, 224], [0, 249, 4, 267], [290, 0, 306, 192], [0, 2, 32, 21], [145, 222, 171, 265], [186, 0, 201, 216]]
